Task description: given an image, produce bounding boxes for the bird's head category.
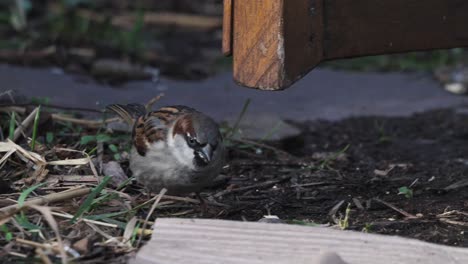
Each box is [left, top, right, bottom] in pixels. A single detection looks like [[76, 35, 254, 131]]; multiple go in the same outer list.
[[170, 113, 223, 169]]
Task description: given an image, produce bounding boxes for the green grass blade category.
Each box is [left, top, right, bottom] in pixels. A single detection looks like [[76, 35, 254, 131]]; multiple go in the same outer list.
[[0, 224, 13, 241], [8, 112, 16, 140], [18, 182, 47, 207], [260, 121, 283, 141], [131, 222, 141, 245], [80, 135, 96, 145], [30, 106, 41, 150], [15, 214, 41, 230], [117, 176, 134, 191], [108, 144, 118, 153], [85, 211, 128, 221], [16, 182, 47, 231], [226, 99, 251, 139], [72, 175, 111, 222], [46, 132, 54, 144]]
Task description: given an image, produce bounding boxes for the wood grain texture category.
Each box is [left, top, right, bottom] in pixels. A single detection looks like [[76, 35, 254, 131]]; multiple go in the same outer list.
[[233, 0, 285, 90], [231, 0, 468, 90], [131, 218, 468, 264], [222, 0, 233, 56]]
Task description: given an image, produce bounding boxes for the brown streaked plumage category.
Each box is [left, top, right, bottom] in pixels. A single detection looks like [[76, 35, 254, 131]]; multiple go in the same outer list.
[[106, 103, 225, 195], [172, 115, 195, 137], [107, 104, 198, 156]]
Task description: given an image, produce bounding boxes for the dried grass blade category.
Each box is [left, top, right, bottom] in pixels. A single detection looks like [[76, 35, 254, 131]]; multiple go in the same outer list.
[[51, 212, 118, 228], [1, 139, 45, 164], [123, 216, 137, 247], [137, 188, 167, 247], [0, 149, 15, 169], [13, 107, 40, 142], [53, 147, 98, 176], [0, 187, 91, 220], [29, 205, 68, 264], [47, 158, 89, 166]]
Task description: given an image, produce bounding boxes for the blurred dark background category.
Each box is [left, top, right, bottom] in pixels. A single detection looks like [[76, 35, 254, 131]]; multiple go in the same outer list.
[[0, 0, 467, 84]]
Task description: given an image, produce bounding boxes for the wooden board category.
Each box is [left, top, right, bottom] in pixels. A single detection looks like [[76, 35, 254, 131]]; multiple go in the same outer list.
[[130, 218, 468, 264], [222, 0, 233, 56], [229, 0, 468, 90], [232, 1, 285, 90]]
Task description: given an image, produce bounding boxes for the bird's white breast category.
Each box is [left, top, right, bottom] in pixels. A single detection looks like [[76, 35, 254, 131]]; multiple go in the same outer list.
[[129, 139, 198, 194]]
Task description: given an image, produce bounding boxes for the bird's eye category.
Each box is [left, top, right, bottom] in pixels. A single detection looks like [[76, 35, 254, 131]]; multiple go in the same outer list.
[[187, 137, 197, 147]]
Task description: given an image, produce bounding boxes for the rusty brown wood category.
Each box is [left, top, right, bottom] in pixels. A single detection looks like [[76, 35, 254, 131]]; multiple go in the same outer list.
[[233, 1, 284, 90], [222, 0, 233, 56], [229, 0, 468, 90]]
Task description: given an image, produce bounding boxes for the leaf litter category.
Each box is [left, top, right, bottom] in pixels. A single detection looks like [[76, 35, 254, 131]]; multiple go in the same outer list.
[[2, 101, 468, 263]]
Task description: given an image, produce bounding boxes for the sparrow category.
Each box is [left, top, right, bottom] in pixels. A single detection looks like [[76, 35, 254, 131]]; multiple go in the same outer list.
[[106, 103, 225, 195]]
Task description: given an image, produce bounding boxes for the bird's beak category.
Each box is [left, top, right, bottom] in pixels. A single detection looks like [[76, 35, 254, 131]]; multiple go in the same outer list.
[[197, 144, 213, 164]]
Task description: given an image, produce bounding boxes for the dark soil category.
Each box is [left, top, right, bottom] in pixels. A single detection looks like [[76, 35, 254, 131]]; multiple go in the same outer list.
[[3, 107, 468, 263], [210, 108, 468, 247]]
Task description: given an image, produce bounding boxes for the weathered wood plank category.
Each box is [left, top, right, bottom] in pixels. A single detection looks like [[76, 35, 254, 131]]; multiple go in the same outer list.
[[230, 0, 468, 90], [131, 218, 468, 264], [232, 1, 285, 90]]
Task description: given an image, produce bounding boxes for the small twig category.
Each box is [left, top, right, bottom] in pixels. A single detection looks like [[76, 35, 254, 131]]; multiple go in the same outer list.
[[160, 194, 200, 204], [290, 182, 327, 188], [213, 175, 291, 198], [373, 198, 419, 219], [0, 106, 24, 114], [439, 218, 468, 227], [437, 210, 468, 218], [8, 251, 27, 258], [232, 138, 296, 159], [36, 248, 52, 264], [51, 212, 118, 228], [16, 238, 59, 253], [0, 187, 91, 219], [160, 194, 227, 207]]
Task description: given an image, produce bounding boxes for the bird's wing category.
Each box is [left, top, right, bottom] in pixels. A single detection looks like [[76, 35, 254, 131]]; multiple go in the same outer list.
[[133, 105, 198, 156], [106, 103, 147, 126]]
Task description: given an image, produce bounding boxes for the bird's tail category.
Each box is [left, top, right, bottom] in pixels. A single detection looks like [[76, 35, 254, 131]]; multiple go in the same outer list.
[[106, 103, 147, 126]]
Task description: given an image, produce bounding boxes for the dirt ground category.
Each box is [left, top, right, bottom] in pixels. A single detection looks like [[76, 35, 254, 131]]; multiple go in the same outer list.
[[2, 106, 468, 262], [211, 108, 468, 247], [2, 1, 468, 262]]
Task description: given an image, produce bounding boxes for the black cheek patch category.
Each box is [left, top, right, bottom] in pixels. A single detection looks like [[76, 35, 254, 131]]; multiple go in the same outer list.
[[193, 151, 208, 167]]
